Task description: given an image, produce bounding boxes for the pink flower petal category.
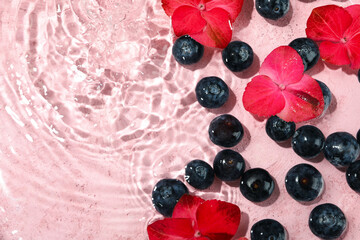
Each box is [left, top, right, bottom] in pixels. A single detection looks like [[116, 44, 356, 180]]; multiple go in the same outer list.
[[345, 4, 360, 20], [319, 41, 351, 66], [205, 0, 244, 23], [161, 0, 200, 16], [147, 218, 195, 240], [242, 75, 285, 117], [190, 8, 233, 48], [259, 46, 304, 86], [196, 199, 240, 239], [277, 74, 324, 123], [172, 194, 205, 222], [172, 6, 207, 36], [306, 5, 353, 42]]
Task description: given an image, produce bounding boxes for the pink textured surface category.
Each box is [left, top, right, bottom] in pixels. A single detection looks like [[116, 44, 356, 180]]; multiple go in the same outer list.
[[0, 0, 359, 239]]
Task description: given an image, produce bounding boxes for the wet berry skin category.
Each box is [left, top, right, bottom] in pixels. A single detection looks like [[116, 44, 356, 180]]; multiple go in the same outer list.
[[309, 203, 347, 239], [357, 129, 360, 144], [213, 149, 246, 181], [251, 219, 286, 240], [208, 114, 244, 147], [358, 70, 360, 83], [172, 35, 204, 65], [289, 38, 319, 71], [152, 179, 189, 217], [222, 41, 254, 72], [346, 160, 360, 193], [185, 160, 214, 190], [255, 0, 290, 20], [324, 132, 360, 167], [291, 125, 325, 159], [240, 168, 275, 202], [195, 76, 229, 109], [285, 163, 324, 202], [266, 115, 296, 142], [316, 80, 332, 116]]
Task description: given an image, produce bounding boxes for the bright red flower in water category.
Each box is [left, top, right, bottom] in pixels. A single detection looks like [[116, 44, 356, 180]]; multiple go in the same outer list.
[[242, 46, 324, 123], [161, 0, 244, 48], [147, 194, 246, 240], [306, 4, 360, 69]]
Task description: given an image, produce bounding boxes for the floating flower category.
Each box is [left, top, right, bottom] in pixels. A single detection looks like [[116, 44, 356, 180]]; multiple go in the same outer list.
[[147, 194, 246, 240], [161, 0, 244, 48], [306, 4, 360, 69], [242, 46, 324, 123]]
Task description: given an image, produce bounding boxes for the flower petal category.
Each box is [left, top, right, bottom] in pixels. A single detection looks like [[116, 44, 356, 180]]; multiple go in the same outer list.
[[345, 17, 360, 69], [172, 194, 205, 221], [259, 46, 304, 86], [318, 41, 351, 66], [147, 218, 195, 240], [196, 199, 240, 239], [277, 74, 324, 123], [172, 6, 207, 36], [345, 4, 360, 20], [161, 0, 200, 16], [242, 75, 285, 117], [236, 238, 249, 240], [306, 5, 352, 42], [205, 0, 244, 23], [191, 8, 232, 48]]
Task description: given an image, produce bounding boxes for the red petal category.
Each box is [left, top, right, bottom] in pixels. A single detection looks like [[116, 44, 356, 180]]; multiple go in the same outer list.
[[236, 238, 249, 240], [319, 41, 351, 66], [345, 17, 360, 69], [259, 46, 304, 86], [196, 199, 240, 239], [172, 194, 205, 221], [242, 75, 285, 117], [190, 8, 232, 48], [147, 218, 195, 240], [161, 0, 200, 16], [345, 5, 360, 19], [277, 74, 324, 123], [305, 5, 352, 42], [172, 6, 207, 36], [205, 0, 244, 23]]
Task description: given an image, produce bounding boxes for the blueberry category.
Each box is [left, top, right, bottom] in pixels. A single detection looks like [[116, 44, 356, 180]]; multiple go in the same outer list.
[[172, 35, 204, 65], [291, 125, 325, 159], [324, 132, 360, 167], [213, 149, 245, 181], [151, 179, 189, 217], [289, 38, 320, 71], [195, 76, 229, 109], [266, 115, 296, 142], [316, 80, 332, 116], [255, 0, 290, 20], [358, 70, 360, 83], [346, 160, 360, 193], [285, 163, 324, 202], [208, 114, 244, 147], [357, 129, 360, 144], [240, 168, 275, 202], [185, 160, 214, 190], [222, 41, 254, 72], [251, 219, 287, 240], [309, 203, 347, 239]]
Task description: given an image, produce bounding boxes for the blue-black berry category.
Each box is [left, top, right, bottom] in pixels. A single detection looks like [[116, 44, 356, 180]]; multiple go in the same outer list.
[[213, 149, 245, 181], [266, 115, 296, 142], [185, 160, 214, 190], [222, 41, 254, 72], [255, 0, 290, 20], [172, 35, 204, 65], [240, 168, 275, 202], [251, 219, 287, 240], [291, 125, 325, 159], [316, 80, 332, 116], [289, 38, 320, 71], [208, 114, 244, 147], [195, 76, 229, 109], [346, 160, 360, 193]]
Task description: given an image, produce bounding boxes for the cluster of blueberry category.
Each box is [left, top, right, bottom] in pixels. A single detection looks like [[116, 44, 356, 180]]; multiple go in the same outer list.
[[152, 33, 360, 239]]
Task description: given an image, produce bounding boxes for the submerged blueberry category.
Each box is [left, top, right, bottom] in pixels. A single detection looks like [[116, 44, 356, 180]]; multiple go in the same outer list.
[[240, 168, 275, 202], [289, 38, 320, 71], [152, 179, 189, 217], [213, 149, 245, 181], [251, 219, 287, 240], [222, 41, 254, 72], [324, 132, 360, 167], [195, 76, 229, 109], [255, 0, 290, 20], [309, 203, 347, 239], [172, 35, 204, 65], [316, 80, 332, 116], [291, 125, 325, 159], [185, 160, 214, 190], [208, 114, 244, 147], [266, 115, 296, 142], [285, 163, 324, 202], [346, 160, 360, 193]]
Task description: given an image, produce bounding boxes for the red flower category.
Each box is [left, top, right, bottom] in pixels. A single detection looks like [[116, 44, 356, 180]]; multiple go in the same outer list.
[[242, 46, 324, 123], [306, 4, 360, 69], [147, 194, 246, 240], [161, 0, 244, 48]]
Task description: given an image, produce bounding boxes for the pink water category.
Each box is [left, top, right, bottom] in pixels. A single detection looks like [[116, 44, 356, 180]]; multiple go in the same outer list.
[[0, 0, 360, 239]]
